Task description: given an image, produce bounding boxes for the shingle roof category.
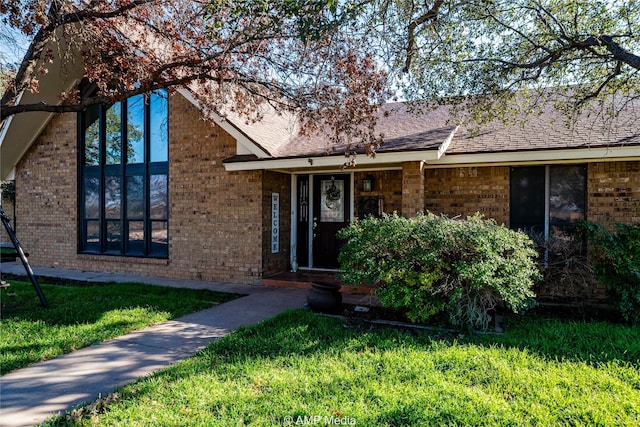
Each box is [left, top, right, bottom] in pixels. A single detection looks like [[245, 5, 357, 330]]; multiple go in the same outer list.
[[448, 102, 640, 154], [272, 102, 456, 157], [229, 98, 640, 160], [207, 103, 300, 157]]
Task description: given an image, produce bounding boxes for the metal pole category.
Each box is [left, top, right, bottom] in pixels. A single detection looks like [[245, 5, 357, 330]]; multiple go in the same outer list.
[[0, 206, 48, 307]]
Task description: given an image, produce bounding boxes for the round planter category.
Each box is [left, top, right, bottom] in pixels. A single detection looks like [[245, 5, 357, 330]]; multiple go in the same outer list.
[[307, 281, 342, 313]]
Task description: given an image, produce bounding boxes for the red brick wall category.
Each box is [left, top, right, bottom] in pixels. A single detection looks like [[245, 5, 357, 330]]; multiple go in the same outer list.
[[423, 162, 640, 229], [424, 166, 510, 225], [14, 112, 79, 264], [167, 94, 263, 283], [14, 93, 265, 284], [402, 162, 425, 217], [588, 161, 640, 226], [354, 170, 402, 217]]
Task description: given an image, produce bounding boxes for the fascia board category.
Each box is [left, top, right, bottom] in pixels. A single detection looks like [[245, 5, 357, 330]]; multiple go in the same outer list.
[[430, 146, 640, 167], [223, 150, 441, 171], [437, 125, 458, 159]]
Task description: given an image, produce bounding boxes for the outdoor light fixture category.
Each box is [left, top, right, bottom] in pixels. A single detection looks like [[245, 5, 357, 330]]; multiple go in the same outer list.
[[362, 176, 373, 192]]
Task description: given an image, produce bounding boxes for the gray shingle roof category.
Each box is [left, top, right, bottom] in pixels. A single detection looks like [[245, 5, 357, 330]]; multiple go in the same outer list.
[[449, 102, 640, 154], [273, 102, 456, 157], [230, 99, 640, 160]]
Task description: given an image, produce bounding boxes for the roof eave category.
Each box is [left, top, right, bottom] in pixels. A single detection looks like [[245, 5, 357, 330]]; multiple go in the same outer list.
[[428, 145, 640, 167], [0, 27, 84, 180], [223, 149, 441, 172]]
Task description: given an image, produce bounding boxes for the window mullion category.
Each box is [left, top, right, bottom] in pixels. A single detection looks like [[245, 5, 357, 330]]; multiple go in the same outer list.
[[99, 104, 107, 254], [544, 165, 550, 242], [120, 102, 127, 254], [144, 94, 151, 256]]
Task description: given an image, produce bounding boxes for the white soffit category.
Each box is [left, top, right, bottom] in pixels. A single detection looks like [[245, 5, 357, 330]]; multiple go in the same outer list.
[[0, 27, 83, 180], [1, 85, 82, 180]]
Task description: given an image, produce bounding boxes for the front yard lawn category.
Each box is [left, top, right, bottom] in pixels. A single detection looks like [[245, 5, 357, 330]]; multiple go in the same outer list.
[[0, 280, 240, 374], [48, 309, 640, 426]]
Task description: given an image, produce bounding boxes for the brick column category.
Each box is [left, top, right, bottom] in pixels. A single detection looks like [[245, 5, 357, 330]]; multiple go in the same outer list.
[[402, 161, 425, 217]]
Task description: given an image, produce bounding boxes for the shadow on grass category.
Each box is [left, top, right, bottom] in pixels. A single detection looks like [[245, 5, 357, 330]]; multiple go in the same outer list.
[[1, 280, 239, 326], [1, 280, 241, 373]]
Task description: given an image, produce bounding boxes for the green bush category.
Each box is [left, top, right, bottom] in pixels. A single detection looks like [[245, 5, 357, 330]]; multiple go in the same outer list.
[[337, 213, 540, 330], [577, 221, 640, 324]]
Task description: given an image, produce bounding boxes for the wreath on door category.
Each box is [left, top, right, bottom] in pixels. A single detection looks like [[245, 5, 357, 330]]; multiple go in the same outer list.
[[324, 177, 341, 209]]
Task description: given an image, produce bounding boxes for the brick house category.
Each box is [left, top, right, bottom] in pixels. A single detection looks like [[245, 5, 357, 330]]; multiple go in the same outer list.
[[1, 83, 639, 301]]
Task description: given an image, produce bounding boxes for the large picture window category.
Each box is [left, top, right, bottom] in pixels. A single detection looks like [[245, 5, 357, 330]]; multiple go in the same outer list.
[[510, 165, 586, 240], [80, 89, 169, 257]]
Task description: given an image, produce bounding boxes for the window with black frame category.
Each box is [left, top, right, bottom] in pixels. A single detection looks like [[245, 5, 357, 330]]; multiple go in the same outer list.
[[510, 165, 586, 242], [80, 89, 169, 257]]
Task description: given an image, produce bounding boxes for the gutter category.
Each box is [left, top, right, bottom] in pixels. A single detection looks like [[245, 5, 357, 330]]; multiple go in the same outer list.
[[427, 145, 640, 167]]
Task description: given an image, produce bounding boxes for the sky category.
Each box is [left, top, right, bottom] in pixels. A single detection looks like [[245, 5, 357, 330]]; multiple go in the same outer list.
[[0, 21, 31, 66]]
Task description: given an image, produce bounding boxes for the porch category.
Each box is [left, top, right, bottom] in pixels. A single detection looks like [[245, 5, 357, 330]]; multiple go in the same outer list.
[[262, 270, 372, 295]]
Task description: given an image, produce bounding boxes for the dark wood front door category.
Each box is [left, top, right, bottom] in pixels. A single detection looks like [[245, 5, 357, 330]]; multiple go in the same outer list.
[[312, 174, 351, 268]]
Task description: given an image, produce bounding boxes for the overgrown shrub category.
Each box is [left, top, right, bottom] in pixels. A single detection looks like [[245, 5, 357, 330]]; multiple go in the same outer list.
[[337, 213, 540, 330], [577, 221, 640, 324], [534, 228, 595, 299]]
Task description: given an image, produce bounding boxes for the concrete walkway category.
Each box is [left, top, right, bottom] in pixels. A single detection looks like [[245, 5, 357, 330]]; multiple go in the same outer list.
[[0, 264, 337, 427]]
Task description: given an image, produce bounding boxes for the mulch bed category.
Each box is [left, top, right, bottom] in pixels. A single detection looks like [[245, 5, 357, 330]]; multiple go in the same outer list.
[[338, 300, 624, 326], [340, 303, 412, 323]]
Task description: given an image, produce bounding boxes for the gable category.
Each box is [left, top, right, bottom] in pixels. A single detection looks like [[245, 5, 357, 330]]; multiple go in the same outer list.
[[0, 35, 83, 180]]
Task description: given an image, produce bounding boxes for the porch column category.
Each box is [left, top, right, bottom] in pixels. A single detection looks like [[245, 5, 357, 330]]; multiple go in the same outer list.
[[402, 161, 425, 217]]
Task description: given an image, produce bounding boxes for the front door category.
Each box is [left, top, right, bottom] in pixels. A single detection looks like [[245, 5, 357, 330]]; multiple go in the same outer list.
[[312, 174, 351, 268]]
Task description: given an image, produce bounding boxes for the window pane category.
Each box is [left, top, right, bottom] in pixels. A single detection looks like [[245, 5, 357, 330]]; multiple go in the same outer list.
[[150, 174, 168, 220], [83, 104, 100, 166], [127, 95, 145, 164], [320, 179, 344, 222], [127, 220, 144, 254], [105, 176, 121, 219], [549, 165, 586, 226], [79, 90, 169, 259], [151, 221, 168, 256], [510, 166, 545, 236], [106, 220, 121, 251], [85, 220, 100, 244], [105, 103, 122, 164], [150, 90, 168, 162], [126, 176, 144, 219], [83, 177, 100, 219]]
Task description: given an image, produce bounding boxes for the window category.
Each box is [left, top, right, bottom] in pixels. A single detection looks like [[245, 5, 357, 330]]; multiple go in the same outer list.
[[80, 89, 169, 257], [510, 165, 586, 240]]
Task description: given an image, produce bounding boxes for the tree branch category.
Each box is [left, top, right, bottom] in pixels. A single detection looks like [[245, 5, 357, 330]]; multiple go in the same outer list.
[[576, 35, 640, 70], [403, 0, 444, 72]]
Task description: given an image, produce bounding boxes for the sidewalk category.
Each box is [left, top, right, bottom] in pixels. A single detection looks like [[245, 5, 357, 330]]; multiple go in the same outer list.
[[0, 264, 336, 427]]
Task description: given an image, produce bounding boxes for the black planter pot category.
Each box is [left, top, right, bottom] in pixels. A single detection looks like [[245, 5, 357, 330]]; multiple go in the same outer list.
[[307, 281, 342, 313]]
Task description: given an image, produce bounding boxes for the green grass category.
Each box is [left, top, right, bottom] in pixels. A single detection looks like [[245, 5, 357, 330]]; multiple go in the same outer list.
[[0, 280, 240, 374], [47, 310, 640, 426]]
